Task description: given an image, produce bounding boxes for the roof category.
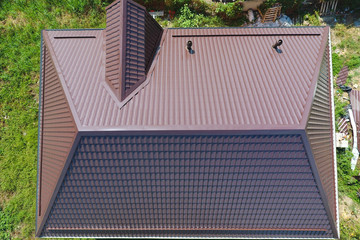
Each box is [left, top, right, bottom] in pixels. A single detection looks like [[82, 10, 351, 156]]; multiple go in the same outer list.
[[42, 26, 329, 131], [37, 0, 337, 238]]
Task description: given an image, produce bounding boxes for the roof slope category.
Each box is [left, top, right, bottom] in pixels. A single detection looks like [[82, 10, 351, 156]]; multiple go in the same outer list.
[[40, 134, 333, 238], [36, 43, 78, 233], [305, 42, 337, 228], [43, 26, 329, 131]]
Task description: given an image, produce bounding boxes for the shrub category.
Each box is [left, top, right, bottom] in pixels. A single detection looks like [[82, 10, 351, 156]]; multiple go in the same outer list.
[[346, 55, 360, 70], [215, 1, 243, 21], [304, 11, 321, 26], [337, 149, 360, 203], [165, 0, 191, 11], [173, 4, 202, 28], [173, 4, 225, 28], [334, 89, 348, 120], [332, 52, 345, 77]]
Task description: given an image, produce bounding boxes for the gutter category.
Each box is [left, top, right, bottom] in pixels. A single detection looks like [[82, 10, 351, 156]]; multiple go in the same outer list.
[[348, 107, 359, 170]]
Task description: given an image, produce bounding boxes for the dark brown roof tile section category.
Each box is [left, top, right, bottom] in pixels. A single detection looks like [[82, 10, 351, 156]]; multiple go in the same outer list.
[[42, 134, 333, 238]]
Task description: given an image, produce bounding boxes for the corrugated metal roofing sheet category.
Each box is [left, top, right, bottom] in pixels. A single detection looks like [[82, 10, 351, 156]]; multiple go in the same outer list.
[[41, 134, 333, 238], [44, 27, 328, 131], [338, 118, 349, 135], [305, 42, 336, 226], [37, 44, 78, 233], [350, 90, 360, 150], [336, 66, 348, 86]]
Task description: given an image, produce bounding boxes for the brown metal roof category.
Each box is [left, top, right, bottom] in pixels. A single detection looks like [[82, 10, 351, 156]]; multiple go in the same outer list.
[[105, 0, 162, 101], [350, 90, 360, 150], [305, 42, 337, 228], [44, 26, 329, 131], [336, 65, 348, 86], [37, 2, 337, 237], [36, 43, 78, 233]]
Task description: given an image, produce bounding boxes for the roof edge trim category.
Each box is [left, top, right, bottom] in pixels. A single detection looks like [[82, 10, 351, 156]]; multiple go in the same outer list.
[[42, 31, 82, 129], [328, 28, 340, 238], [36, 133, 82, 237], [35, 30, 44, 233], [34, 236, 338, 239]]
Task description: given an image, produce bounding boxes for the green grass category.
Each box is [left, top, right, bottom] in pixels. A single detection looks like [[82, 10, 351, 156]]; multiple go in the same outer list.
[[0, 1, 108, 239], [331, 23, 360, 240]]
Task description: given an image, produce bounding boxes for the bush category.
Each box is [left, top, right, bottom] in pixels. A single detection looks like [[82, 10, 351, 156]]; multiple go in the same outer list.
[[189, 0, 209, 15], [165, 0, 191, 11], [334, 89, 348, 120], [347, 55, 360, 70], [304, 11, 321, 26], [332, 52, 344, 77], [173, 4, 202, 28], [337, 149, 360, 203], [173, 4, 224, 28], [215, 1, 243, 21]]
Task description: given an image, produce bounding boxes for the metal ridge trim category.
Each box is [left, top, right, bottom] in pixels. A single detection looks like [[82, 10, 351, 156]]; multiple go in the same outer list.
[[172, 33, 321, 37], [118, 0, 128, 100], [78, 129, 305, 136], [35, 30, 44, 234], [77, 123, 305, 132]]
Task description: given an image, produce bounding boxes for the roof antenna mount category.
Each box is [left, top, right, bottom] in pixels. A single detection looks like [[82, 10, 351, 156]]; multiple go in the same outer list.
[[187, 40, 194, 54], [272, 39, 283, 53]]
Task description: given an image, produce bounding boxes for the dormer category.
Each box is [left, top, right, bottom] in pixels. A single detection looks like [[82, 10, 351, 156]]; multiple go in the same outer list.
[[105, 0, 163, 101]]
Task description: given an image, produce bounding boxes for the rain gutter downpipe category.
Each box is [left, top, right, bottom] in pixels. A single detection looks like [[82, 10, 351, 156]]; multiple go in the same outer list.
[[348, 106, 359, 170]]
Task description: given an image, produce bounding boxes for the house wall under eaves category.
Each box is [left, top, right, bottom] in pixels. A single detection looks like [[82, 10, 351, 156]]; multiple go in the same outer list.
[[40, 133, 333, 238]]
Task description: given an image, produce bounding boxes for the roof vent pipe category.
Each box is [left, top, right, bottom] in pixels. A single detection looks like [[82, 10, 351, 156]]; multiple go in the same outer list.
[[272, 39, 283, 53], [187, 40, 194, 54]]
